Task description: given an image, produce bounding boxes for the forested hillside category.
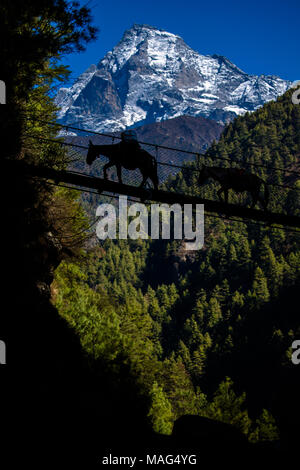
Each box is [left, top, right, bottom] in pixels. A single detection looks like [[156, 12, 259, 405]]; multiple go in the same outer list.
[[54, 88, 300, 449]]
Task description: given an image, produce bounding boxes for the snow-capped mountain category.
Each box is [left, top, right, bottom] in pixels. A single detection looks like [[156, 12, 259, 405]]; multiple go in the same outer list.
[[55, 24, 291, 132]]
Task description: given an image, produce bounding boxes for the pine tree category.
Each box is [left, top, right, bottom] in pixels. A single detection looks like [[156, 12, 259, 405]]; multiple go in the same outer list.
[[148, 382, 173, 435], [251, 266, 270, 306], [161, 357, 197, 418], [207, 297, 222, 328], [249, 409, 279, 442], [201, 377, 252, 436]]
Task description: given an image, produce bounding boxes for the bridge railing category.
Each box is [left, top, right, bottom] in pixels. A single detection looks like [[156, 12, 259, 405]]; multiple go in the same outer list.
[[22, 117, 300, 217]]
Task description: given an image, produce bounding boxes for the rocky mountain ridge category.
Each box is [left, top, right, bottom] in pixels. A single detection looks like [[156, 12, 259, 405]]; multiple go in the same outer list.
[[55, 24, 291, 132]]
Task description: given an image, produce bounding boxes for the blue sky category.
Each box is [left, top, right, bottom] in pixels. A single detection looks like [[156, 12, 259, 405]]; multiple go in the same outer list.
[[62, 0, 299, 83]]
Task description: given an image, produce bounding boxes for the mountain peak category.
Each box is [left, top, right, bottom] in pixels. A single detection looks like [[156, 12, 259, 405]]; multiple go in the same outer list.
[[128, 23, 180, 37], [131, 23, 162, 31], [55, 26, 291, 132]]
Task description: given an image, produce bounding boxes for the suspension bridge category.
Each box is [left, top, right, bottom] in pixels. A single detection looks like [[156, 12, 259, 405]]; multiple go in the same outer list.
[[9, 116, 300, 232]]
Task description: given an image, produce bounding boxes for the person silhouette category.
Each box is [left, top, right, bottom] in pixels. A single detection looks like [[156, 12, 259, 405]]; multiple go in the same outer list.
[[120, 129, 140, 151]]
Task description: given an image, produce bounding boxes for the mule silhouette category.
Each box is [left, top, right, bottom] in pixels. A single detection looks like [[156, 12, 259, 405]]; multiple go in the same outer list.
[[86, 132, 159, 190], [198, 165, 269, 210]]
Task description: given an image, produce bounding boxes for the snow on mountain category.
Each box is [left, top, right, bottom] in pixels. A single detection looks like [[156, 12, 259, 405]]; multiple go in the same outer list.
[[55, 24, 291, 132]]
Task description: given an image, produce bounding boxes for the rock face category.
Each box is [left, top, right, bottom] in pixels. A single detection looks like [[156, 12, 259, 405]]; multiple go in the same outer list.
[[134, 115, 223, 153], [55, 24, 291, 131]]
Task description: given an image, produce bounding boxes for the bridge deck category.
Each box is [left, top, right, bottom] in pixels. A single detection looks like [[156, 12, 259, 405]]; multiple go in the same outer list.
[[7, 159, 300, 229]]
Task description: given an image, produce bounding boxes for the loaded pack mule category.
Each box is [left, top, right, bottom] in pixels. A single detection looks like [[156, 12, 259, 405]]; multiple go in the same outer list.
[[198, 165, 269, 210], [86, 130, 159, 190]]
